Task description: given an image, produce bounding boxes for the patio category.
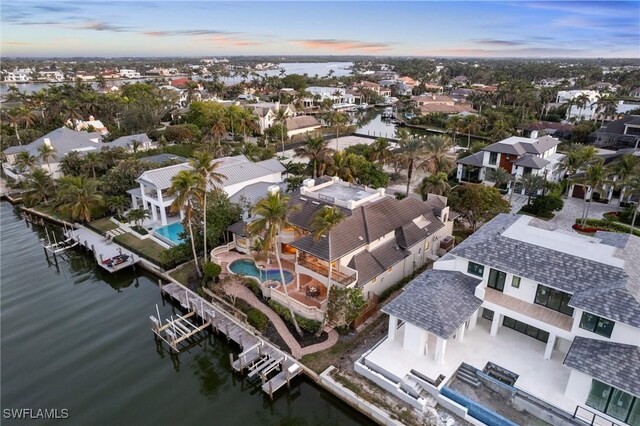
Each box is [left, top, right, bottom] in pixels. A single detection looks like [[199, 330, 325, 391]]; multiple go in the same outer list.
[[364, 317, 576, 413]]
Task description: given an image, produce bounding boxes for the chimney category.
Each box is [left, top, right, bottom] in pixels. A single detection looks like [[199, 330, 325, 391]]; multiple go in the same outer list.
[[275, 101, 280, 110], [44, 138, 51, 147], [89, 115, 95, 121], [267, 185, 280, 195], [530, 130, 539, 139]]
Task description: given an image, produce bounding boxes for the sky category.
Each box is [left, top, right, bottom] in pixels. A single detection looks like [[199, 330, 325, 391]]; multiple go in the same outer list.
[[1, 1, 639, 58]]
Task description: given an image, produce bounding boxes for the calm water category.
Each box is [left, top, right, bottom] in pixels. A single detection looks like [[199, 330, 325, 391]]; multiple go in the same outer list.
[[229, 259, 295, 284], [0, 62, 353, 95], [0, 202, 368, 426]]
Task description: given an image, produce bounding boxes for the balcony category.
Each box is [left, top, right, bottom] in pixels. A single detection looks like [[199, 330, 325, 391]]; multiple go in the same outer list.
[[297, 256, 357, 286]]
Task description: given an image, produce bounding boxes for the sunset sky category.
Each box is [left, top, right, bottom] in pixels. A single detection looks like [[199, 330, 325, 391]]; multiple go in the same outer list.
[[1, 1, 638, 58]]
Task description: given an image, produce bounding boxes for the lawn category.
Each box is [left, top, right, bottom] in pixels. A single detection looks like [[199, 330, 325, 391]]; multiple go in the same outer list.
[[114, 233, 166, 265], [89, 217, 119, 233], [31, 204, 72, 222], [169, 259, 201, 286]]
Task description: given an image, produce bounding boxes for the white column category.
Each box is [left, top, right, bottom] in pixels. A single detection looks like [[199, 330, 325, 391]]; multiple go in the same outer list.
[[469, 309, 479, 331], [490, 312, 502, 337], [456, 324, 465, 343], [435, 337, 447, 364], [131, 194, 138, 209], [544, 333, 557, 360], [157, 190, 168, 226], [150, 204, 158, 222], [388, 316, 398, 341], [418, 330, 427, 357]]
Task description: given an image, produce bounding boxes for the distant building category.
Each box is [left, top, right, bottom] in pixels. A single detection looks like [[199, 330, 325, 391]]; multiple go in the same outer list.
[[588, 115, 640, 149], [522, 121, 575, 139], [39, 71, 65, 82], [285, 116, 321, 138], [5, 69, 32, 82], [412, 94, 474, 115], [119, 69, 142, 79], [102, 133, 155, 153]]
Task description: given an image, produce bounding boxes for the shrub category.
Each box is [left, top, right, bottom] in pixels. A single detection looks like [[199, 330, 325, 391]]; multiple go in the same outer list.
[[163, 124, 201, 144], [131, 225, 148, 235], [267, 300, 322, 333], [573, 218, 640, 237], [520, 195, 563, 218], [159, 244, 192, 269], [203, 261, 222, 283], [242, 277, 262, 297], [247, 308, 268, 333]]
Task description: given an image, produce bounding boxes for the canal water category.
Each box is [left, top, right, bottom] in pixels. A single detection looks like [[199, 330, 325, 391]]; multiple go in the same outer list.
[[0, 202, 369, 426]]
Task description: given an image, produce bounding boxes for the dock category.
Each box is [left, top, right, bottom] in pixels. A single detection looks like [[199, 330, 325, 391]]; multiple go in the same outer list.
[[65, 225, 138, 272], [156, 282, 302, 398]]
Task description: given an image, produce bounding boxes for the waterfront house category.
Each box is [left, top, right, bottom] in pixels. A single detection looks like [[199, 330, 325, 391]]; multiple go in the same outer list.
[[284, 116, 321, 138], [224, 177, 454, 320], [357, 213, 640, 425], [2, 127, 102, 179], [412, 94, 474, 115], [130, 155, 285, 226], [589, 115, 640, 149], [102, 133, 156, 152], [456, 134, 565, 192], [244, 102, 297, 135], [4, 68, 32, 82]]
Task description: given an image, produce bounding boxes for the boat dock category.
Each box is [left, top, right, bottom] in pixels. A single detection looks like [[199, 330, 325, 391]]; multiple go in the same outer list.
[[65, 225, 138, 272], [157, 282, 302, 399]]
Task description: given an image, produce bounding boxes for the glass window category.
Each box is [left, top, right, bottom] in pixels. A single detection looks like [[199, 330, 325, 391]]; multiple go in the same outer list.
[[606, 389, 634, 422], [482, 308, 494, 321], [559, 293, 574, 316], [467, 261, 484, 277], [511, 276, 521, 288], [488, 268, 506, 292], [628, 398, 640, 426], [503, 317, 515, 328], [537, 330, 550, 343], [580, 312, 615, 338], [535, 285, 573, 316], [586, 380, 611, 412], [580, 312, 598, 332], [595, 318, 615, 338], [535, 285, 550, 306], [489, 152, 498, 165], [547, 290, 562, 311]]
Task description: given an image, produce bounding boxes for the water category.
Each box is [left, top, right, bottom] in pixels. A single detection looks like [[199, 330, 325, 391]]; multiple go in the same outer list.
[[0, 62, 353, 95], [0, 202, 368, 426], [229, 259, 295, 284], [153, 222, 185, 245]]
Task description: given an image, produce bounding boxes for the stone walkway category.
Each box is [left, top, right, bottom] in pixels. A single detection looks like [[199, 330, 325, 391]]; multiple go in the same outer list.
[[530, 196, 616, 232], [225, 281, 338, 359]]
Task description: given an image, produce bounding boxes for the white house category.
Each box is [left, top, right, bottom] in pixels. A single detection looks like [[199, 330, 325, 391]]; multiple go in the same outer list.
[[245, 102, 297, 134], [5, 69, 32, 82], [456, 135, 565, 193], [39, 71, 65, 82], [303, 87, 346, 107], [358, 214, 640, 425], [129, 155, 285, 226], [102, 133, 156, 153], [284, 115, 321, 138], [119, 69, 142, 79]]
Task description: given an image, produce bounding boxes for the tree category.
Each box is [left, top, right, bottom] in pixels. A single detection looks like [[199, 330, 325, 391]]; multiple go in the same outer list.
[[294, 135, 334, 179], [624, 176, 640, 234], [14, 151, 38, 173], [247, 191, 303, 335], [126, 208, 150, 228], [23, 168, 54, 206], [83, 152, 102, 179], [37, 144, 57, 174], [572, 93, 591, 121], [397, 138, 426, 196], [593, 94, 618, 125], [449, 184, 510, 231], [55, 176, 104, 223], [274, 107, 289, 155], [611, 154, 640, 207], [327, 152, 358, 183], [575, 161, 610, 226], [327, 286, 365, 329], [416, 172, 450, 199], [326, 111, 347, 151], [520, 173, 545, 205], [311, 206, 345, 333], [167, 170, 204, 277], [106, 195, 130, 219], [485, 167, 513, 189], [462, 115, 482, 149], [2, 108, 23, 144], [369, 137, 393, 165], [446, 115, 462, 147], [420, 135, 455, 174], [190, 151, 226, 263]]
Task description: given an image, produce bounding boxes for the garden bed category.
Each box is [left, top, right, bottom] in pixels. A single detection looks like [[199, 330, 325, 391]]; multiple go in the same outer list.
[[573, 219, 640, 237]]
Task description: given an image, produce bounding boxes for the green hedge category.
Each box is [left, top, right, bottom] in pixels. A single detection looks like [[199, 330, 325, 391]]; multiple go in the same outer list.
[[267, 300, 322, 334], [242, 277, 262, 297], [247, 309, 268, 333], [575, 218, 640, 237]]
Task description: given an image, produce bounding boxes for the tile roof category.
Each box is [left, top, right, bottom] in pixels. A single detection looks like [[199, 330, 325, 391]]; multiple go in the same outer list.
[[564, 337, 640, 397], [348, 240, 410, 286], [285, 115, 321, 131], [137, 162, 192, 189], [4, 126, 102, 157], [512, 154, 550, 169], [484, 141, 527, 156], [383, 270, 482, 339], [103, 133, 153, 150], [450, 214, 640, 328], [457, 151, 484, 167], [229, 181, 286, 205]]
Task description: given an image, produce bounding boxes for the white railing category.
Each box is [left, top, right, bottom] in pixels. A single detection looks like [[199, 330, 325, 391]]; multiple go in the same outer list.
[[270, 289, 325, 321], [211, 242, 235, 263]]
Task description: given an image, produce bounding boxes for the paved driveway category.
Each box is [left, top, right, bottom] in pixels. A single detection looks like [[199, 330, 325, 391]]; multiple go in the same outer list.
[[531, 196, 617, 232]]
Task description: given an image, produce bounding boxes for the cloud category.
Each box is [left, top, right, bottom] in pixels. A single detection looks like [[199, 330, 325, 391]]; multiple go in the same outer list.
[[473, 39, 528, 46], [77, 21, 131, 32], [209, 36, 261, 47], [294, 39, 391, 52], [417, 46, 589, 58], [2, 41, 32, 46], [143, 29, 237, 37], [521, 1, 636, 17]]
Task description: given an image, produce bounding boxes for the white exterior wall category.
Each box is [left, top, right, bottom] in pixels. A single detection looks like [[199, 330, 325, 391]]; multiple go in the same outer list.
[[402, 323, 428, 356], [286, 125, 321, 138], [501, 274, 539, 304], [570, 308, 640, 346]]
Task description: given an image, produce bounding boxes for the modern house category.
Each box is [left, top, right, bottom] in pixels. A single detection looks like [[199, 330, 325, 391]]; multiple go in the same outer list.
[[129, 155, 285, 226], [119, 69, 142, 79], [589, 115, 640, 149], [4, 68, 32, 82], [2, 127, 102, 179], [456, 135, 565, 191], [357, 213, 640, 426], [225, 177, 454, 320]]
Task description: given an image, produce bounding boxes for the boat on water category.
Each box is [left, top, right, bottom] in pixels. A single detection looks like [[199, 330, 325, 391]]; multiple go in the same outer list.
[[381, 107, 394, 119]]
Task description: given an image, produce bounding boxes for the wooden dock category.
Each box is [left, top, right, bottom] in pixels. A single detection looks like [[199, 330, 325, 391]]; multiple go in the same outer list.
[[157, 282, 302, 398], [65, 225, 138, 272]]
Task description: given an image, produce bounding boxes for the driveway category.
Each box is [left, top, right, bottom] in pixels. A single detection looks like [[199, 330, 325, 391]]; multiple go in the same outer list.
[[531, 196, 617, 232]]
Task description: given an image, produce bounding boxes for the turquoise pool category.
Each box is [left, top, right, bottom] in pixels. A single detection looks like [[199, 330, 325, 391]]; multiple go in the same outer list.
[[154, 222, 186, 245], [229, 259, 294, 284]]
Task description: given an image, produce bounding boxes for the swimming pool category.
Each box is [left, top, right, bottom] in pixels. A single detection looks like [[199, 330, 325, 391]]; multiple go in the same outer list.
[[229, 259, 294, 284], [154, 222, 186, 246]]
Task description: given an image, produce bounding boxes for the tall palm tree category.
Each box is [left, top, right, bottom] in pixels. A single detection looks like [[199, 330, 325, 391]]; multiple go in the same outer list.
[[462, 115, 482, 149], [17, 106, 35, 130], [485, 167, 513, 189], [311, 206, 345, 332], [83, 152, 101, 179], [593, 94, 618, 125], [327, 152, 358, 183], [573, 93, 591, 121], [273, 107, 289, 155], [576, 161, 609, 226], [294, 135, 334, 179], [612, 154, 640, 207], [106, 195, 129, 219], [369, 137, 393, 165], [327, 111, 347, 151], [238, 108, 259, 138], [446, 115, 462, 147], [420, 135, 455, 174], [520, 173, 545, 205], [56, 176, 104, 223], [209, 109, 228, 144], [167, 170, 205, 277], [248, 191, 302, 335], [625, 176, 640, 234], [416, 172, 450, 199], [37, 144, 57, 174], [15, 151, 39, 173], [24, 168, 54, 206], [190, 151, 226, 263], [398, 138, 426, 196], [2, 109, 22, 144]]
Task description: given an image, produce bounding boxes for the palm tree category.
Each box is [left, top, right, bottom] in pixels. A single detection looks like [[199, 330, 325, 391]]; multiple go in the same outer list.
[[398, 138, 426, 196], [327, 152, 358, 183], [520, 173, 545, 205], [369, 137, 393, 165], [37, 144, 57, 174], [274, 107, 289, 155], [15, 151, 39, 173], [238, 108, 259, 138], [83, 152, 101, 179], [612, 154, 640, 207], [416, 172, 450, 199], [311, 206, 345, 332], [625, 176, 640, 234], [575, 161, 609, 226], [420, 135, 455, 174], [2, 109, 22, 144], [325, 111, 347, 151], [462, 115, 482, 149], [573, 93, 591, 121], [294, 135, 334, 179], [167, 170, 205, 277], [593, 94, 618, 125], [17, 106, 35, 129], [126, 208, 150, 228], [56, 176, 104, 223], [190, 151, 226, 263], [209, 109, 228, 143], [248, 191, 303, 335], [446, 115, 462, 147], [24, 168, 54, 205], [485, 167, 513, 189], [106, 195, 129, 219]]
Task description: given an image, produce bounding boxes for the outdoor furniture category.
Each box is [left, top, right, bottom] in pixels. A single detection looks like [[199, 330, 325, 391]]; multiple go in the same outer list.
[[306, 286, 319, 298]]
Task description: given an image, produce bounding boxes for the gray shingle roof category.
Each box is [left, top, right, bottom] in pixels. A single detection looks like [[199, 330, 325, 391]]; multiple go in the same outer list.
[[521, 136, 559, 155], [512, 154, 550, 169], [383, 270, 482, 339], [4, 127, 102, 157], [348, 240, 410, 286], [564, 337, 640, 397], [229, 181, 286, 206], [228, 220, 249, 237], [484, 141, 526, 156], [457, 151, 484, 167], [287, 192, 353, 231], [103, 133, 153, 150], [450, 214, 640, 328]]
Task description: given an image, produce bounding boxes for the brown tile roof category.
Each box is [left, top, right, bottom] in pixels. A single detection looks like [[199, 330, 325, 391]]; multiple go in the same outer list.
[[285, 115, 321, 131], [419, 104, 475, 114]]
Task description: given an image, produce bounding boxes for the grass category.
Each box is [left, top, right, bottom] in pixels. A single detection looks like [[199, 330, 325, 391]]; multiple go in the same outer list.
[[169, 259, 201, 285], [301, 315, 387, 374], [30, 204, 72, 222], [114, 233, 166, 264], [90, 217, 119, 233]]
